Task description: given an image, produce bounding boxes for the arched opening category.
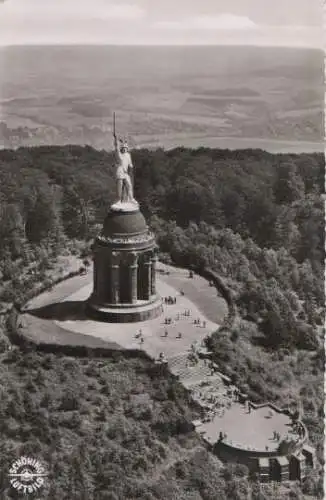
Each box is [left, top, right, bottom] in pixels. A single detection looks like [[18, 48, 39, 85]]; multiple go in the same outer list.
[[137, 254, 146, 300], [94, 251, 111, 303], [119, 261, 130, 303]]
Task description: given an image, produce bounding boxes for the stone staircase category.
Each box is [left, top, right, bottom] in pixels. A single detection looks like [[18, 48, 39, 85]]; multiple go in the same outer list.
[[168, 352, 224, 389]]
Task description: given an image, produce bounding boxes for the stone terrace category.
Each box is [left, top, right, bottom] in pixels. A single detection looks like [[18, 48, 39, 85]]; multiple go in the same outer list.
[[198, 403, 300, 452]]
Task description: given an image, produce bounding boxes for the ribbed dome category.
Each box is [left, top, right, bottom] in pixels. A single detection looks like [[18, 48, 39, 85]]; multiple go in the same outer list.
[[101, 209, 148, 237]]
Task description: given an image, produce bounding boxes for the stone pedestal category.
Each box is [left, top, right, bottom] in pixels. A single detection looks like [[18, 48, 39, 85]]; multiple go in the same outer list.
[[87, 207, 162, 323]]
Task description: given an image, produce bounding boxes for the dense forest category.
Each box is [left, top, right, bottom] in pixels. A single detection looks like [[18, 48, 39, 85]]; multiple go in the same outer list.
[[0, 145, 324, 499]]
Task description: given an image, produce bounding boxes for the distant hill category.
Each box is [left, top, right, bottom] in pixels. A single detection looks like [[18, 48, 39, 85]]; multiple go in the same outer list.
[[0, 45, 324, 150]]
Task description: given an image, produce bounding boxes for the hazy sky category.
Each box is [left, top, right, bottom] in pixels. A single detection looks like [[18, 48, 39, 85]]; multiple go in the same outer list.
[[0, 0, 324, 47]]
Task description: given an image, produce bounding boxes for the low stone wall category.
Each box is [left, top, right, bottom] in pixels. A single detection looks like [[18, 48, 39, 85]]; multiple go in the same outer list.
[[214, 441, 311, 482], [20, 267, 87, 309], [214, 441, 261, 471]]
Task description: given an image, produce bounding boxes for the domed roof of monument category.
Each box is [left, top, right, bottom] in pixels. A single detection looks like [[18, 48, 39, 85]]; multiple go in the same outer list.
[[102, 208, 148, 237]]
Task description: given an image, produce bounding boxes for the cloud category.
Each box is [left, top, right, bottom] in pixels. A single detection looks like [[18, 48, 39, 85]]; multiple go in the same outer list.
[[1, 0, 146, 20], [155, 14, 257, 31], [0, 0, 147, 44], [94, 3, 145, 20], [0, 1, 322, 47]]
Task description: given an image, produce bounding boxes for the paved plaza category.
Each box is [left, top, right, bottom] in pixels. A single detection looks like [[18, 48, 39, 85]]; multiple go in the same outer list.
[[21, 263, 226, 361], [47, 280, 217, 359], [198, 402, 299, 452]]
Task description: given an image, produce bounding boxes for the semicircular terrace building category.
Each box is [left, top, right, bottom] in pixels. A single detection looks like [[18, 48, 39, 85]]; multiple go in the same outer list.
[[196, 400, 316, 483]]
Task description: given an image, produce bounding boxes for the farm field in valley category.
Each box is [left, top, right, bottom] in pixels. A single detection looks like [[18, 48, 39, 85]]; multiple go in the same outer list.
[[1, 45, 323, 152]]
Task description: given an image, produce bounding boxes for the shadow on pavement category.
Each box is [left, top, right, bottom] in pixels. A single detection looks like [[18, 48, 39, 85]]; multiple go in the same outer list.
[[27, 301, 87, 321]]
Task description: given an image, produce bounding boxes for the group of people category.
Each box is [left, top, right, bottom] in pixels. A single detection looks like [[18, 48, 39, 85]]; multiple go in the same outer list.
[[272, 431, 281, 441], [226, 386, 241, 402], [164, 295, 177, 305], [157, 352, 168, 364], [190, 364, 254, 425], [193, 318, 206, 328], [196, 387, 232, 421], [135, 329, 144, 343], [292, 421, 305, 439], [162, 329, 182, 339], [162, 305, 207, 334]]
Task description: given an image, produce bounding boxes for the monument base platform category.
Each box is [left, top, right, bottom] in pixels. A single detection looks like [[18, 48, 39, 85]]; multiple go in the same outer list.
[[86, 296, 163, 323], [110, 200, 139, 212]]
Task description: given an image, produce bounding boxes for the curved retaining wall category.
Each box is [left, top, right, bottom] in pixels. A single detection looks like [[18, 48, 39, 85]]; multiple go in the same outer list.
[[11, 267, 87, 313], [195, 266, 236, 329], [213, 441, 309, 481]]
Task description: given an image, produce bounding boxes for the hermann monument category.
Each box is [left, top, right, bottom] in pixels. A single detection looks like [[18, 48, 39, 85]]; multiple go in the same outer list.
[[87, 119, 163, 322]]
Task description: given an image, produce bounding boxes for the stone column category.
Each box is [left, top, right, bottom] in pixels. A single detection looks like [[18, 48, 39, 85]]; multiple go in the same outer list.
[[129, 252, 138, 304], [143, 255, 152, 300], [111, 252, 120, 304], [151, 252, 158, 296], [92, 250, 98, 298]]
